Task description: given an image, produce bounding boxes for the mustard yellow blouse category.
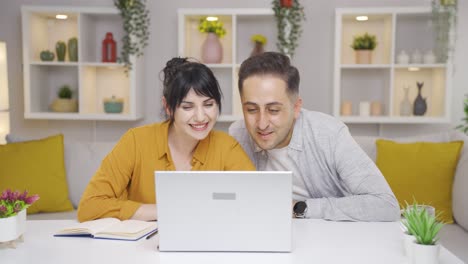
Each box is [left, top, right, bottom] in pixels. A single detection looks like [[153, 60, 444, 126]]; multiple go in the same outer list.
[[77, 121, 255, 222]]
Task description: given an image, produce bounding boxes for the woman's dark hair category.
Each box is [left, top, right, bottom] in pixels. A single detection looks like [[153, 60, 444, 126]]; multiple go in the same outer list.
[[161, 57, 222, 121]]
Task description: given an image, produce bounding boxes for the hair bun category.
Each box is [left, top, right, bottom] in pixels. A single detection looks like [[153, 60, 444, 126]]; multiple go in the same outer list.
[[163, 57, 189, 86]]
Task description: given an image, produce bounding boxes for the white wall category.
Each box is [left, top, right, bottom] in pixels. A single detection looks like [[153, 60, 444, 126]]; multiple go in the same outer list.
[[0, 0, 466, 143]]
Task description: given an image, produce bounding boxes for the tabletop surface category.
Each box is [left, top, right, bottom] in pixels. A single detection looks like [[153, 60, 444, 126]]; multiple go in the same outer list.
[[0, 219, 464, 264]]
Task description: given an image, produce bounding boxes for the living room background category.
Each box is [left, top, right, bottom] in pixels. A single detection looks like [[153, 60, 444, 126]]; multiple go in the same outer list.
[[0, 0, 467, 143]]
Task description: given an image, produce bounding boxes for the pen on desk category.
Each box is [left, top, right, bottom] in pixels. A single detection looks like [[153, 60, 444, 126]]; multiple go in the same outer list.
[[146, 230, 158, 240]]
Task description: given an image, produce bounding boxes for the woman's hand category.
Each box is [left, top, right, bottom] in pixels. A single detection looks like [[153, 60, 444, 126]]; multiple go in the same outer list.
[[131, 204, 157, 221]]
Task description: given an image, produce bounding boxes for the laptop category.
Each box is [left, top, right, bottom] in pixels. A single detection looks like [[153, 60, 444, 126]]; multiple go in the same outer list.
[[155, 171, 292, 252]]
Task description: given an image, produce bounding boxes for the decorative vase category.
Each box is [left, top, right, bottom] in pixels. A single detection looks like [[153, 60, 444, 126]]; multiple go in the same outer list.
[[355, 50, 372, 64], [55, 41, 66, 62], [400, 86, 412, 116], [68, 37, 78, 62], [413, 82, 427, 116], [50, 98, 78, 113], [411, 49, 422, 64], [370, 101, 382, 116], [359, 101, 370, 116], [340, 101, 352, 116], [412, 242, 440, 264], [423, 50, 436, 64], [0, 209, 26, 243], [40, 50, 55, 61], [397, 50, 409, 64], [250, 42, 265, 57], [102, 32, 117, 63], [201, 33, 223, 64]]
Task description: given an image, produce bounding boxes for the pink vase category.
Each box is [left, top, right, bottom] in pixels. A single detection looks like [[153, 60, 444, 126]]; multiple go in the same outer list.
[[201, 33, 223, 64]]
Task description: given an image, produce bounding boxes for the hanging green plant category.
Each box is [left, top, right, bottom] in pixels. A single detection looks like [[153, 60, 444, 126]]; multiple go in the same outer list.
[[431, 0, 457, 63], [272, 0, 306, 58], [114, 0, 150, 72]]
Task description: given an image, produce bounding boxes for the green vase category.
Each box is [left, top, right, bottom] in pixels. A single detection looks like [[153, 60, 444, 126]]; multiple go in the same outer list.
[[40, 50, 55, 61], [68, 37, 78, 62], [56, 41, 66, 62]]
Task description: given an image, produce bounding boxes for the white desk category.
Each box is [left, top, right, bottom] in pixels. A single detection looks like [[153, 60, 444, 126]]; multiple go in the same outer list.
[[0, 219, 464, 264]]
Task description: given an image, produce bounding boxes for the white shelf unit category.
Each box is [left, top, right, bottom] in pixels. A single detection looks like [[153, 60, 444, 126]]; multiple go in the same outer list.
[[21, 6, 144, 121], [333, 7, 452, 124], [178, 8, 276, 121]]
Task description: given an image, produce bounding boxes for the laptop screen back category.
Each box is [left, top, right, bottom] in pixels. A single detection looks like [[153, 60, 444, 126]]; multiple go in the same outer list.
[[155, 171, 292, 252]]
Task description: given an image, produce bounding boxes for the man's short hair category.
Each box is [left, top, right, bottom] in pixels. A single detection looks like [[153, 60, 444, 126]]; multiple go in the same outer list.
[[238, 52, 300, 97]]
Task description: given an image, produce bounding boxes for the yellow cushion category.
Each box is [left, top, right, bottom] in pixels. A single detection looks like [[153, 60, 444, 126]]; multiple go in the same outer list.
[[376, 139, 463, 223], [0, 134, 74, 214]]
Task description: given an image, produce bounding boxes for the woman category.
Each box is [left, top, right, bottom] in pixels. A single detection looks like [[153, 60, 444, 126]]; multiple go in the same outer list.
[[77, 58, 255, 222]]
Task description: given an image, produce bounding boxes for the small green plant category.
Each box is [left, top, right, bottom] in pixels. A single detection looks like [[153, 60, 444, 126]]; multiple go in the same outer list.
[[351, 33, 377, 50], [455, 94, 468, 134], [402, 202, 444, 245], [198, 18, 226, 38], [58, 85, 73, 99], [251, 34, 267, 45]]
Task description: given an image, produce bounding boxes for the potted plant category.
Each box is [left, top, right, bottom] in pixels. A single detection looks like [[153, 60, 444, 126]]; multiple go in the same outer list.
[[250, 34, 267, 57], [272, 0, 306, 58], [403, 203, 444, 264], [351, 32, 377, 64], [198, 17, 226, 63], [114, 0, 150, 72], [50, 85, 78, 113], [0, 189, 39, 246]]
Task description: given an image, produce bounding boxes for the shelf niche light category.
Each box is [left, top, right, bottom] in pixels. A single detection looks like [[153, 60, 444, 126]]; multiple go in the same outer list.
[[206, 16, 218, 21], [55, 14, 68, 20], [356, 16, 368, 21]]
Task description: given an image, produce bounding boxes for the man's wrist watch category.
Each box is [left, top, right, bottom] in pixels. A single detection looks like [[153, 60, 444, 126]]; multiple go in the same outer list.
[[293, 201, 308, 218]]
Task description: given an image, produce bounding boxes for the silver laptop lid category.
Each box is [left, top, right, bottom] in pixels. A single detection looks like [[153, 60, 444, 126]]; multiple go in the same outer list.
[[155, 171, 292, 252]]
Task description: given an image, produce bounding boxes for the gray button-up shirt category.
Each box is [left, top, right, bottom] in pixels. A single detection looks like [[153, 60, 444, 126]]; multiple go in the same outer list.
[[229, 109, 400, 221]]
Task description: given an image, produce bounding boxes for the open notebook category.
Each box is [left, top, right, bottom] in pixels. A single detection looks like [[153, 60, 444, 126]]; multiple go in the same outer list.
[[54, 218, 158, 241]]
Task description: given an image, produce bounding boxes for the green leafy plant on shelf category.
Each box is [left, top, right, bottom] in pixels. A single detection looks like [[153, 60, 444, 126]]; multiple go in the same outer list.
[[351, 33, 377, 50], [455, 94, 468, 134], [58, 85, 73, 99], [402, 202, 444, 245], [198, 18, 226, 38], [114, 0, 150, 72], [272, 0, 305, 58]]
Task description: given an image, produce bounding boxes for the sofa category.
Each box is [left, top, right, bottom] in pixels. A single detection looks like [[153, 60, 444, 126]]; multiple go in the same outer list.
[[354, 131, 468, 263], [14, 131, 468, 262]]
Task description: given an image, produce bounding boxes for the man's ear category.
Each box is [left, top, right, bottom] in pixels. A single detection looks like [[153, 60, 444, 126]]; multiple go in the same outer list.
[[162, 97, 171, 117], [293, 97, 302, 119]]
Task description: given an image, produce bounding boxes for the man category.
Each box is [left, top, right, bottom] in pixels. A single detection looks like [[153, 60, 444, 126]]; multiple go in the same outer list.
[[229, 52, 400, 221]]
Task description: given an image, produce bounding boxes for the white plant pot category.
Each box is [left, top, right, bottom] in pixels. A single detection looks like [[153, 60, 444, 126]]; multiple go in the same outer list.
[[0, 209, 26, 242], [403, 232, 416, 258], [412, 242, 440, 264]]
